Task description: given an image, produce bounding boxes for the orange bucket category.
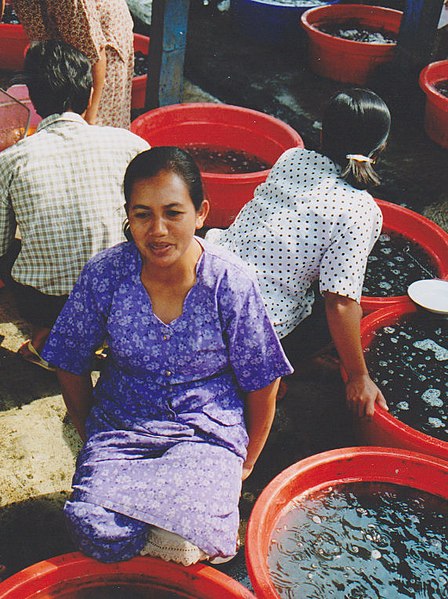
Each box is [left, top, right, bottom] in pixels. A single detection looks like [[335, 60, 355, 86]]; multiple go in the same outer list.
[[132, 33, 150, 110], [357, 301, 448, 462], [300, 4, 402, 85], [132, 103, 304, 228], [0, 552, 255, 598], [246, 447, 448, 598], [419, 59, 448, 149], [361, 199, 448, 314]]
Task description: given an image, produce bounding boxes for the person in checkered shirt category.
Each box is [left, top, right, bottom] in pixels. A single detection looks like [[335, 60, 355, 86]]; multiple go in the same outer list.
[[0, 40, 148, 370]]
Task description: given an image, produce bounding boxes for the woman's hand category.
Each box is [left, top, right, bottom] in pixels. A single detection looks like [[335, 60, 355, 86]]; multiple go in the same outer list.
[[324, 292, 388, 418], [345, 373, 388, 418]]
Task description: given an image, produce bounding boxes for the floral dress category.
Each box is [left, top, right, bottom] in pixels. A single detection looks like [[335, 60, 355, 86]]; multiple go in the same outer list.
[[42, 239, 293, 561], [13, 0, 134, 128]]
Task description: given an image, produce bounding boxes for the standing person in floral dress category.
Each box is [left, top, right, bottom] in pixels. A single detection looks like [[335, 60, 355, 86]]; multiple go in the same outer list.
[[13, 0, 134, 128]]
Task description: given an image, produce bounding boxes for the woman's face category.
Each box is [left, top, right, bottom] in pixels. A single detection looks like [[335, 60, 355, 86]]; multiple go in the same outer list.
[[128, 170, 209, 270]]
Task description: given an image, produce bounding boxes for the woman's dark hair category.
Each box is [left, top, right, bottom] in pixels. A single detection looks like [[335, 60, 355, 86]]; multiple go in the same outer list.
[[22, 40, 92, 118], [321, 88, 391, 189], [124, 146, 205, 212]]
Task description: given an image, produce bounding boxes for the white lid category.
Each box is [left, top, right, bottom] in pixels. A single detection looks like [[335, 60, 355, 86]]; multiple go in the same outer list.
[[407, 279, 448, 315]]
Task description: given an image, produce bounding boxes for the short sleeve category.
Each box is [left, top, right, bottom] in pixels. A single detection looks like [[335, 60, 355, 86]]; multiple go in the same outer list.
[[42, 259, 111, 374], [223, 277, 293, 392], [0, 153, 17, 256], [319, 200, 382, 302], [52, 0, 106, 62]]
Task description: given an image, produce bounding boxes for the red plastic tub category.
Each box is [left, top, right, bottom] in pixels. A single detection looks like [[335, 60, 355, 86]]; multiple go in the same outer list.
[[300, 4, 402, 85], [132, 33, 150, 110], [419, 59, 448, 149], [0, 23, 29, 71], [246, 446, 448, 599], [361, 199, 448, 314], [0, 552, 255, 598], [132, 103, 304, 228], [357, 301, 448, 462]]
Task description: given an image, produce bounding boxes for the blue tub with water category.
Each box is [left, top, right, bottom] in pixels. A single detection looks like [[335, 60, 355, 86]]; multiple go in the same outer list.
[[232, 0, 340, 48]]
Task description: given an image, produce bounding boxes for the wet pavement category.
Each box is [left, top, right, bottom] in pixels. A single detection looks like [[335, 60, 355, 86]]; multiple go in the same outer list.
[[0, 0, 447, 592]]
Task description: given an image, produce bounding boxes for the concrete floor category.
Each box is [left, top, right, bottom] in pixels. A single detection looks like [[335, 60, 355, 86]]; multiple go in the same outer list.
[[0, 0, 446, 591]]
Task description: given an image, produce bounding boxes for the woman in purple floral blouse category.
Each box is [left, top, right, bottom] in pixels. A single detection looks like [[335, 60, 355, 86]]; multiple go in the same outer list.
[[43, 147, 293, 565]]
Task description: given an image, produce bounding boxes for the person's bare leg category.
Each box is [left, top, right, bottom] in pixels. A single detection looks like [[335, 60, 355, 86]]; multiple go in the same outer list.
[[30, 326, 51, 353], [18, 326, 51, 358]]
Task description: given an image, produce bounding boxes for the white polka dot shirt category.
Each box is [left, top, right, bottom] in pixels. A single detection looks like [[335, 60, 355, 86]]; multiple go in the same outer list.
[[206, 148, 382, 339]]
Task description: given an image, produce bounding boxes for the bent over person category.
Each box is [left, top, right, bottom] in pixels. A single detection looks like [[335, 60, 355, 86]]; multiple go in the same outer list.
[[0, 41, 148, 369], [207, 89, 391, 418]]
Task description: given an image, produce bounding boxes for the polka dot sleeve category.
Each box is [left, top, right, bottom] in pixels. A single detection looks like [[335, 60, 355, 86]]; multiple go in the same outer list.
[[319, 199, 382, 302]]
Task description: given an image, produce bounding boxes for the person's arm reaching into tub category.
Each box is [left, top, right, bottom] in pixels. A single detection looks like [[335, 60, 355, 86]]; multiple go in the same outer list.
[[56, 369, 94, 441], [243, 378, 280, 480], [324, 292, 388, 419]]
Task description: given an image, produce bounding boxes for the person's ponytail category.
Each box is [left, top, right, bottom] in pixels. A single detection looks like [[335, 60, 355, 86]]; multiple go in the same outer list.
[[321, 88, 391, 190], [341, 153, 381, 188]]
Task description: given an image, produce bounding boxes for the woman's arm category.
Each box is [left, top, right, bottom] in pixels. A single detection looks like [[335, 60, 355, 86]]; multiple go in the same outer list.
[[84, 46, 106, 125], [56, 368, 94, 441], [324, 291, 388, 418], [243, 378, 280, 480]]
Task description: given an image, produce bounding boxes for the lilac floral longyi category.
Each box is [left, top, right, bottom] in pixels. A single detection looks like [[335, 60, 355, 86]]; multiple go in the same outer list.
[[43, 239, 292, 561]]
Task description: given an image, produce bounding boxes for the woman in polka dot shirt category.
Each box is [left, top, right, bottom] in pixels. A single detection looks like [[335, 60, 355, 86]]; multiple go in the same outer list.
[[206, 88, 391, 418]]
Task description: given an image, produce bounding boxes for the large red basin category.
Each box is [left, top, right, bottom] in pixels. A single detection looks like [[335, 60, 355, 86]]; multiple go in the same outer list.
[[0, 552, 255, 598], [361, 199, 448, 314], [246, 446, 448, 598], [131, 102, 304, 228], [357, 301, 448, 462], [301, 4, 402, 85]]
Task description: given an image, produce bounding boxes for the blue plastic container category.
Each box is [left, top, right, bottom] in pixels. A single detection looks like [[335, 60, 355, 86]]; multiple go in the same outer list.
[[232, 0, 340, 49]]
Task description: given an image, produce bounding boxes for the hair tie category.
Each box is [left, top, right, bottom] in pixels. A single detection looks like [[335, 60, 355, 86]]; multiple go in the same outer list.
[[346, 154, 373, 164]]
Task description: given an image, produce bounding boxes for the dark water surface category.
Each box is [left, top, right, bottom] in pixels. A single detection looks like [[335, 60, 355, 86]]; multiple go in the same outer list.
[[365, 314, 448, 441], [363, 231, 438, 297], [435, 80, 448, 99], [41, 583, 190, 599], [319, 20, 397, 44], [268, 482, 447, 599], [182, 144, 271, 174], [1, 5, 20, 24], [264, 0, 328, 6], [134, 51, 148, 77]]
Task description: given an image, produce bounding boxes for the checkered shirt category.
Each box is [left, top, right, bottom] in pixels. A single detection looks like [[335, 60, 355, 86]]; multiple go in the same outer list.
[[0, 112, 149, 295]]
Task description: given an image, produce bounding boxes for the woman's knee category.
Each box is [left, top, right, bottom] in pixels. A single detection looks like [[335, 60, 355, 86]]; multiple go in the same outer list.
[[64, 499, 149, 562]]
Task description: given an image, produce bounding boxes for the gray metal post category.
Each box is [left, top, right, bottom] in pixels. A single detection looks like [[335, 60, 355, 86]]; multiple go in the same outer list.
[[394, 0, 444, 77], [144, 0, 191, 110]]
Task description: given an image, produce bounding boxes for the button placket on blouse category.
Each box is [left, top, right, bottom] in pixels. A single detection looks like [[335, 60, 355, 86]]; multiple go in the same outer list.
[[161, 325, 175, 387], [163, 327, 176, 419]]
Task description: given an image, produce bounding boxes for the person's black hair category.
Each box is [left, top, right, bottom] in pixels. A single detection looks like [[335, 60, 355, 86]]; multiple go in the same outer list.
[[124, 146, 205, 212], [21, 40, 92, 118], [321, 88, 391, 189]]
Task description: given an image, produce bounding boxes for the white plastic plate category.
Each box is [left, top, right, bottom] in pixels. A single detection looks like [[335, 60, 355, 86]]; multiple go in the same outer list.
[[408, 279, 448, 315]]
